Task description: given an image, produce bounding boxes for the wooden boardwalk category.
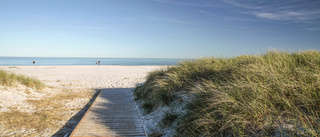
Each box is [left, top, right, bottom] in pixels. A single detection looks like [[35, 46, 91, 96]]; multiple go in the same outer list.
[[70, 88, 147, 137]]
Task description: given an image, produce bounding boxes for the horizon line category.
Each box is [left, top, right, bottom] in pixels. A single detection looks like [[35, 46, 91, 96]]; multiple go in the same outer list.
[[0, 56, 192, 60]]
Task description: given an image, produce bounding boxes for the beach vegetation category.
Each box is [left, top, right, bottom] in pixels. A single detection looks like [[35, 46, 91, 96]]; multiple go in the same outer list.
[[25, 90, 31, 94], [0, 70, 45, 90], [134, 50, 320, 136], [0, 90, 94, 135], [161, 110, 179, 127], [142, 100, 154, 113]]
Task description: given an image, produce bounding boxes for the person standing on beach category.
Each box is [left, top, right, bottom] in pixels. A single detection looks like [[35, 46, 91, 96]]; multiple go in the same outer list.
[[98, 61, 100, 65], [33, 61, 35, 66]]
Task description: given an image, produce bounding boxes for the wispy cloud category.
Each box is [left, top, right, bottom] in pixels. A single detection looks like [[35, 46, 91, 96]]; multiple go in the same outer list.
[[225, 17, 261, 22], [303, 27, 320, 32], [221, 0, 320, 23], [197, 10, 218, 17], [154, 0, 200, 6], [221, 0, 260, 10], [60, 25, 109, 30], [153, 0, 219, 7], [28, 15, 109, 30], [124, 16, 195, 25], [145, 17, 195, 25], [246, 10, 320, 22], [30, 15, 94, 24]]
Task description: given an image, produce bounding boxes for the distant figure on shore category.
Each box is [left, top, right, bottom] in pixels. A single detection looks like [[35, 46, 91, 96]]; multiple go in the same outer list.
[[33, 61, 35, 66], [96, 61, 97, 65], [98, 61, 100, 65]]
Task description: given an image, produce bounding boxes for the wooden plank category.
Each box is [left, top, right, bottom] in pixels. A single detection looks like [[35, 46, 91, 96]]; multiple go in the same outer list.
[[70, 89, 147, 137], [73, 133, 146, 136], [70, 90, 102, 137]]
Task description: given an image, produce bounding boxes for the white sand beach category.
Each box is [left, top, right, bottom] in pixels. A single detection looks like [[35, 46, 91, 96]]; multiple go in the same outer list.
[[0, 65, 162, 136], [0, 66, 162, 89]]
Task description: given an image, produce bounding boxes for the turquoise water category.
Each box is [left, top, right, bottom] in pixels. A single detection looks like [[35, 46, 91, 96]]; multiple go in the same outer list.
[[0, 57, 185, 66]]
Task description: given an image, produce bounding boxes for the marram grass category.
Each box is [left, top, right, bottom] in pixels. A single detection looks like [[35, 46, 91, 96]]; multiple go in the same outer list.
[[134, 50, 320, 136], [0, 69, 45, 90]]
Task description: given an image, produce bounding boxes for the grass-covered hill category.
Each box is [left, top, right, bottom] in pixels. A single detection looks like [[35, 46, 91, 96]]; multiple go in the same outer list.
[[134, 50, 320, 136]]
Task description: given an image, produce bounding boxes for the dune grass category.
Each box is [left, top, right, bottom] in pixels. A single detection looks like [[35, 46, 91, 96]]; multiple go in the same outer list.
[[0, 70, 45, 90], [0, 90, 94, 136], [134, 50, 320, 136], [0, 70, 96, 136]]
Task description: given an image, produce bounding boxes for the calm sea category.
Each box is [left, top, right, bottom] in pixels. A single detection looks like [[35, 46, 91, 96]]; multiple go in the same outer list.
[[0, 57, 185, 66]]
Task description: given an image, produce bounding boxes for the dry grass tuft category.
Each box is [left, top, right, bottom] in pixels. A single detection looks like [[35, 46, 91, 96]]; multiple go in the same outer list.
[[0, 109, 64, 131], [0, 70, 45, 90], [0, 89, 94, 135], [0, 70, 95, 136]]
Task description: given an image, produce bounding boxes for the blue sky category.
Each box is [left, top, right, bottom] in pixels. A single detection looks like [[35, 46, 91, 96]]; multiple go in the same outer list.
[[0, 0, 319, 58]]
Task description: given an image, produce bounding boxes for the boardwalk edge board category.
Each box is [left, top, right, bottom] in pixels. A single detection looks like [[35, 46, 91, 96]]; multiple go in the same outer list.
[[69, 90, 102, 137]]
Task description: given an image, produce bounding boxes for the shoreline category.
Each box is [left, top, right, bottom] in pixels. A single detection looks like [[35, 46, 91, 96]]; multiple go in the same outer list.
[[0, 57, 184, 66], [0, 65, 171, 67]]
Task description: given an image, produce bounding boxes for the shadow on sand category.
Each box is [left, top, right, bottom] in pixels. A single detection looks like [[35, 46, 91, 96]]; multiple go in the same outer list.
[[52, 89, 101, 137], [52, 88, 146, 137]]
